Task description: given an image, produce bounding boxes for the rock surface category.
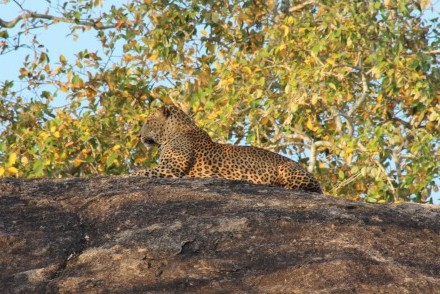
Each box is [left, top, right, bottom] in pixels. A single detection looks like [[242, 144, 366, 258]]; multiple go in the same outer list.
[[0, 176, 439, 293]]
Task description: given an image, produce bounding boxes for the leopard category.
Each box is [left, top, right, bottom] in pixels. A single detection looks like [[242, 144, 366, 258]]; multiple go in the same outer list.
[[131, 105, 322, 193]]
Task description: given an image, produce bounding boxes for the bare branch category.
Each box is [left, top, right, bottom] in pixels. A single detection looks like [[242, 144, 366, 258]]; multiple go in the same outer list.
[[266, 141, 304, 151], [289, 0, 317, 13], [329, 106, 343, 132], [348, 71, 368, 117], [286, 129, 313, 145], [423, 49, 440, 55], [333, 171, 362, 194], [309, 140, 333, 173], [267, 115, 280, 136], [328, 106, 354, 137], [405, 49, 440, 56], [0, 11, 122, 30]]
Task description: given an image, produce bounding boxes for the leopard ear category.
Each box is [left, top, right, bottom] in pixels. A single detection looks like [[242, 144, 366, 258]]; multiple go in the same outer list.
[[159, 105, 172, 118]]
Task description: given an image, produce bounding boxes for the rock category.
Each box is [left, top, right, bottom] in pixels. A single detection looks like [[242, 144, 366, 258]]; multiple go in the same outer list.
[[0, 176, 439, 293]]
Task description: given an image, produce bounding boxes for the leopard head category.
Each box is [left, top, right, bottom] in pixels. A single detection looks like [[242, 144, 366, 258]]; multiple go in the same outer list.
[[138, 105, 172, 149]]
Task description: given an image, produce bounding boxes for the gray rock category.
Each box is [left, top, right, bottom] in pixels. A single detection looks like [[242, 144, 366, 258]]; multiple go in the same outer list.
[[1, 176, 439, 293]]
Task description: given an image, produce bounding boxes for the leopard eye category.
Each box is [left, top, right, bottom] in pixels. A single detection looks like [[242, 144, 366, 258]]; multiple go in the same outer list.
[[143, 138, 156, 145]]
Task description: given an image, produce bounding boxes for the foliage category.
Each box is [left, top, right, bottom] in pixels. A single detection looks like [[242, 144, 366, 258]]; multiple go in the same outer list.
[[1, 0, 439, 203]]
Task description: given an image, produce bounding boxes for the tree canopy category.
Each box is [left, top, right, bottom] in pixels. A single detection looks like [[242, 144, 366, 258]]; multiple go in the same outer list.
[[1, 0, 439, 203]]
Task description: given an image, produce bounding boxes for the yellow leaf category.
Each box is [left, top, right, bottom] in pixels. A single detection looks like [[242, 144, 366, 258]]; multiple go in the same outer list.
[[346, 146, 355, 154], [81, 149, 90, 155], [254, 89, 263, 98], [39, 132, 49, 142], [94, 0, 104, 7], [7, 166, 18, 175], [21, 156, 29, 165], [280, 24, 289, 37], [65, 141, 74, 148], [19, 68, 28, 76], [311, 94, 319, 105], [135, 157, 147, 164], [121, 90, 129, 98], [59, 54, 67, 64], [73, 159, 83, 167], [54, 131, 60, 138], [112, 144, 121, 151], [260, 116, 269, 125], [94, 22, 104, 29], [8, 153, 17, 165], [116, 19, 125, 29], [420, 0, 429, 10], [377, 94, 383, 104], [201, 29, 208, 36], [242, 66, 252, 75], [148, 53, 159, 61], [124, 54, 136, 62], [0, 167, 4, 176], [327, 57, 335, 66], [306, 120, 318, 131]]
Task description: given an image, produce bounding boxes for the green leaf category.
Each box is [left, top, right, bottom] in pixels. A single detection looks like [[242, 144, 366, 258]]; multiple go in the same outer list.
[[365, 197, 378, 203], [0, 30, 9, 39], [338, 170, 345, 180], [106, 153, 118, 168]]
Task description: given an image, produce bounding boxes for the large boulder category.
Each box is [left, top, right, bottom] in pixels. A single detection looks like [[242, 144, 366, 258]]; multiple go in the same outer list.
[[1, 176, 439, 293]]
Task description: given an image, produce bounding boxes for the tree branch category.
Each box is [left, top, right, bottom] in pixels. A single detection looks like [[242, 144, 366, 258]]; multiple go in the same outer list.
[[332, 171, 361, 194], [348, 71, 368, 117], [289, 0, 317, 13], [329, 106, 343, 132], [309, 140, 333, 173], [0, 11, 121, 30], [423, 49, 440, 55], [405, 49, 440, 56]]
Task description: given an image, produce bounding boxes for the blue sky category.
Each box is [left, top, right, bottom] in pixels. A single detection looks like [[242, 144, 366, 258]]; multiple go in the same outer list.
[[1, 1, 439, 203]]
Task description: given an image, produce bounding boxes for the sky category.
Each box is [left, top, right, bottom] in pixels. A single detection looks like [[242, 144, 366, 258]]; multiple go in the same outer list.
[[0, 0, 439, 203]]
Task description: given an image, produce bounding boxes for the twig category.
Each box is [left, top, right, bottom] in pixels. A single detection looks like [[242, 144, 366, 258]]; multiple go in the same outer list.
[[12, 0, 24, 10], [333, 171, 362, 194], [357, 142, 398, 201]]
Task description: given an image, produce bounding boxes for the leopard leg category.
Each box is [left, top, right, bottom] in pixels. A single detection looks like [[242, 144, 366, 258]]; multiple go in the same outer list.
[[131, 146, 194, 178]]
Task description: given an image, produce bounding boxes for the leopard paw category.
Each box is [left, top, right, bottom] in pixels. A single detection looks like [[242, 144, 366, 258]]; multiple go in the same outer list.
[[130, 169, 148, 176]]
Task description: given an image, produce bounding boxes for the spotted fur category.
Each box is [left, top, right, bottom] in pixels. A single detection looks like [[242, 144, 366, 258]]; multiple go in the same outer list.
[[131, 105, 322, 193]]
